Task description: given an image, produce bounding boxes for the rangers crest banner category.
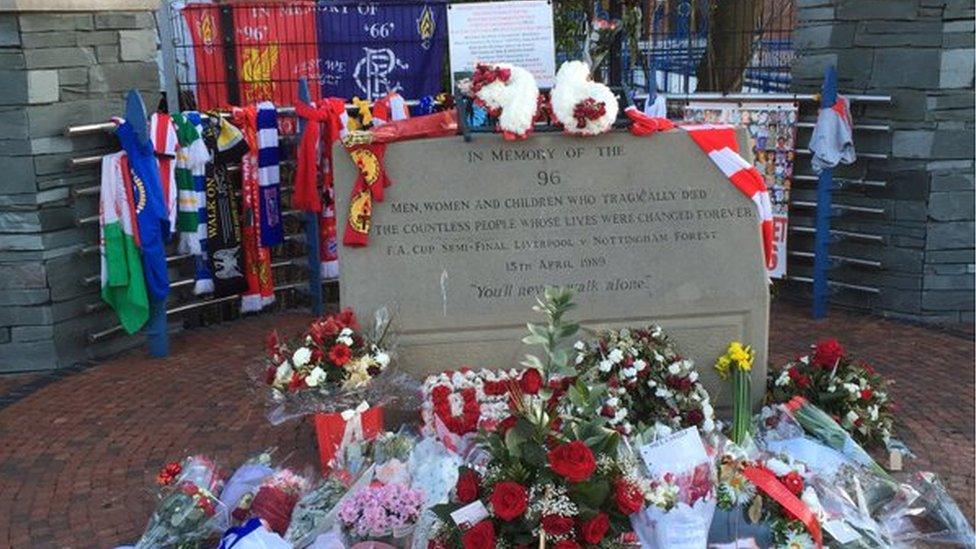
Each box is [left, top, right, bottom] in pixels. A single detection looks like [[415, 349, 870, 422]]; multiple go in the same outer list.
[[315, 0, 448, 101]]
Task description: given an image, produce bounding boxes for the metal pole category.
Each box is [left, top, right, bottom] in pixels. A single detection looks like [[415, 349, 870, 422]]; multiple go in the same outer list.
[[219, 5, 241, 106], [155, 1, 181, 114], [298, 78, 324, 317], [812, 65, 837, 319]]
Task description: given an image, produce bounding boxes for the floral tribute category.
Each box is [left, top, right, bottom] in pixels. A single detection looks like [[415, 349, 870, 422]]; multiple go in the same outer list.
[[573, 325, 715, 436], [422, 368, 524, 436], [766, 338, 894, 447], [461, 62, 540, 140], [256, 308, 396, 424], [338, 483, 425, 542], [421, 367, 573, 439], [264, 308, 390, 394], [428, 288, 652, 548], [715, 341, 755, 445], [715, 450, 825, 549], [136, 456, 226, 548]]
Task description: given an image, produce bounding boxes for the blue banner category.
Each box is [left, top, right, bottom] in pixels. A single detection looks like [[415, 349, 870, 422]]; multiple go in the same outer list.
[[316, 0, 448, 101]]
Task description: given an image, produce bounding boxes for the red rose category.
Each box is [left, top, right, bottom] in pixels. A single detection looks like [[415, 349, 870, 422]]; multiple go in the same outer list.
[[614, 479, 644, 515], [456, 469, 481, 504], [489, 481, 528, 521], [519, 368, 543, 394], [553, 541, 581, 549], [548, 440, 597, 483], [578, 512, 610, 544], [462, 520, 495, 549], [684, 409, 704, 426], [328, 343, 352, 366], [498, 415, 517, 435], [812, 339, 845, 368], [265, 330, 279, 354], [860, 388, 874, 400], [781, 471, 804, 496], [541, 514, 574, 536]]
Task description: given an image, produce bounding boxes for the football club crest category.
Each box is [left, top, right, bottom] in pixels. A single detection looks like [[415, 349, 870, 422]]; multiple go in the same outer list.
[[417, 5, 435, 50], [350, 148, 381, 185], [348, 190, 373, 234]]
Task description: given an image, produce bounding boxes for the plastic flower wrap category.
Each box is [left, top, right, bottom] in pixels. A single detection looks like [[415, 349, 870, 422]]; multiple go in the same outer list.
[[761, 398, 888, 479], [136, 455, 227, 548], [874, 471, 975, 547], [629, 427, 717, 549], [766, 338, 894, 448], [284, 475, 355, 547], [253, 306, 420, 424], [246, 469, 312, 535], [219, 448, 276, 524], [574, 324, 716, 436]]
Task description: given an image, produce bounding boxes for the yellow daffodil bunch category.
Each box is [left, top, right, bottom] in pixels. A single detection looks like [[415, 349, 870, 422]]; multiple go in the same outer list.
[[715, 341, 754, 379]]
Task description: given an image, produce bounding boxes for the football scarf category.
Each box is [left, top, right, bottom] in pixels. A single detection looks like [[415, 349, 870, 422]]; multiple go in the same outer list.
[[294, 97, 348, 278], [115, 119, 170, 301], [186, 112, 215, 295], [150, 112, 179, 236], [200, 115, 248, 298], [342, 143, 390, 247], [683, 124, 774, 268], [173, 113, 210, 256], [232, 106, 275, 313], [99, 151, 149, 333], [256, 102, 283, 246]]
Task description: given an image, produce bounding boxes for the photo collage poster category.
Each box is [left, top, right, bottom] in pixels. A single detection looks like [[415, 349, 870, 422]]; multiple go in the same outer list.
[[683, 102, 799, 279]]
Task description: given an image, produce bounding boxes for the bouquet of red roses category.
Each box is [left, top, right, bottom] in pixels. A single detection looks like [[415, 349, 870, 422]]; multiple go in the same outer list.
[[766, 339, 894, 448], [427, 288, 651, 548], [256, 307, 411, 424], [136, 455, 227, 548]]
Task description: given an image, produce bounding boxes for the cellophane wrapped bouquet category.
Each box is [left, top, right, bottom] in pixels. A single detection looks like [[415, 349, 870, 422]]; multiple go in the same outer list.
[[255, 306, 417, 424], [136, 455, 228, 548], [246, 468, 312, 536], [766, 338, 894, 448], [629, 427, 716, 549]]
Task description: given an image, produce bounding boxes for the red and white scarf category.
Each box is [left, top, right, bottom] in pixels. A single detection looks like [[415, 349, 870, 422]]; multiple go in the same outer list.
[[683, 124, 774, 268]]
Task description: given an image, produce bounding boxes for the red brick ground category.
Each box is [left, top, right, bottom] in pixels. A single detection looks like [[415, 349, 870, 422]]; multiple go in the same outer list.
[[0, 302, 972, 548]]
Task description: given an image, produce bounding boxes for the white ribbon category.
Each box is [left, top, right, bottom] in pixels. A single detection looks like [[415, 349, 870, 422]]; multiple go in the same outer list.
[[339, 400, 371, 451]]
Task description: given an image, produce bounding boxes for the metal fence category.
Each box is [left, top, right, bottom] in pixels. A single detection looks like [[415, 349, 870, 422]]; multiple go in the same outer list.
[[635, 0, 795, 94], [167, 0, 795, 109]]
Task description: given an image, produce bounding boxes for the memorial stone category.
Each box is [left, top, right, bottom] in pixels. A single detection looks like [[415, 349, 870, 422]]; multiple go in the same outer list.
[[335, 129, 770, 404]]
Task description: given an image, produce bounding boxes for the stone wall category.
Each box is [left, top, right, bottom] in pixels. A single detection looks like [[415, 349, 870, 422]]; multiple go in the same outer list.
[[791, 0, 975, 323], [0, 9, 160, 371]]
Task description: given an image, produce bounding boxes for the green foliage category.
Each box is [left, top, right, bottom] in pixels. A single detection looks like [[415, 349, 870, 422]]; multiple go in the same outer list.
[[522, 286, 579, 378]]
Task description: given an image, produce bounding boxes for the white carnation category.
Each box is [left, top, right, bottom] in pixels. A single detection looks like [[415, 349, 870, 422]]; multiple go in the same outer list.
[[374, 351, 390, 368], [598, 359, 613, 373], [608, 349, 624, 363], [634, 359, 647, 371], [667, 362, 681, 375], [305, 366, 326, 387], [293, 347, 312, 367]]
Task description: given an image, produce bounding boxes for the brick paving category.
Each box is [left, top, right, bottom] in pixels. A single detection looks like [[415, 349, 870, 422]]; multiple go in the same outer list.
[[0, 301, 972, 548]]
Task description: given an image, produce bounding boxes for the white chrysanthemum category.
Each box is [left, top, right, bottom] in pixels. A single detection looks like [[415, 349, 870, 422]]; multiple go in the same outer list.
[[292, 347, 312, 367], [574, 340, 586, 351], [305, 366, 326, 387], [783, 531, 815, 549]]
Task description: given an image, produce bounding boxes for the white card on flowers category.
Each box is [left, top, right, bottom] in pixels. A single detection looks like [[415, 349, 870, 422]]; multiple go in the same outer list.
[[450, 500, 490, 530], [638, 427, 708, 476]]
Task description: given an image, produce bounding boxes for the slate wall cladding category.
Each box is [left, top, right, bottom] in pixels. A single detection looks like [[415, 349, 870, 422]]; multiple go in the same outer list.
[[791, 0, 975, 323], [0, 10, 160, 372]]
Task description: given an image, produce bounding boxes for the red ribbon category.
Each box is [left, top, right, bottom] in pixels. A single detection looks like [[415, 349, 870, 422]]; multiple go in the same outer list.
[[742, 466, 823, 548]]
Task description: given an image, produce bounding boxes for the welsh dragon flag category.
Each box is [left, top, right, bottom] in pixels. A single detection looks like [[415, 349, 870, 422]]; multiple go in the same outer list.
[[100, 151, 150, 333]]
